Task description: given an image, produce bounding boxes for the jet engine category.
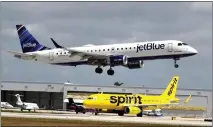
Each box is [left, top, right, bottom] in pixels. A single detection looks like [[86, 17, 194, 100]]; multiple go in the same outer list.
[[126, 60, 144, 69], [124, 106, 141, 115], [108, 55, 128, 66]]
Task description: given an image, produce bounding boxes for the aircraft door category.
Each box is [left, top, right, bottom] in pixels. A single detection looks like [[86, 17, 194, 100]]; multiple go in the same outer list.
[[168, 43, 173, 52], [49, 52, 54, 61]]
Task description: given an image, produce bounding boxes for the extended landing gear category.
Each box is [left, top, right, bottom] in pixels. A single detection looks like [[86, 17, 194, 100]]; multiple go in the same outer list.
[[94, 109, 100, 115], [136, 112, 143, 117], [118, 111, 124, 116], [95, 66, 115, 76], [95, 66, 103, 74], [174, 58, 179, 68], [107, 68, 114, 76], [174, 64, 179, 68], [137, 107, 143, 117]]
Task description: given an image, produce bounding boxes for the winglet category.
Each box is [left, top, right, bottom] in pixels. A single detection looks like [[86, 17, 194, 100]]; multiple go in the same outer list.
[[99, 91, 103, 94], [184, 95, 192, 104], [50, 38, 64, 48]]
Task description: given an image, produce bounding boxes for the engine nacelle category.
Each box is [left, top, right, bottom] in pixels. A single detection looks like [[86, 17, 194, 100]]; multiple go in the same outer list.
[[108, 55, 128, 66], [125, 106, 141, 115], [127, 60, 144, 69]]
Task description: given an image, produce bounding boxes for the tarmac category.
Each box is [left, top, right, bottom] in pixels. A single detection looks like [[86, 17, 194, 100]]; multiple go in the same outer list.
[[1, 110, 212, 127]]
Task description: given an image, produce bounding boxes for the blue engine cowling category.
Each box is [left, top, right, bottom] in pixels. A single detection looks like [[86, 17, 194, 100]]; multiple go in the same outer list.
[[108, 55, 128, 66]]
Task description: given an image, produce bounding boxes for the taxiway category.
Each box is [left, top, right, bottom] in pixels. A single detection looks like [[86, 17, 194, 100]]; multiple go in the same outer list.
[[1, 111, 212, 127]]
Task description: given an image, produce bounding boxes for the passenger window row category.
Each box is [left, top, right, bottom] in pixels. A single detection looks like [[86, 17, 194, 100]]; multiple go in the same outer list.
[[143, 100, 160, 102], [56, 52, 69, 55], [87, 47, 136, 52], [55, 46, 137, 55]]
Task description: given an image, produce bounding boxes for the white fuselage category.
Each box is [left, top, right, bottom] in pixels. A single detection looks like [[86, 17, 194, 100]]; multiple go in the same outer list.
[[1, 102, 14, 109], [20, 103, 39, 110], [25, 40, 198, 66], [15, 95, 39, 110]]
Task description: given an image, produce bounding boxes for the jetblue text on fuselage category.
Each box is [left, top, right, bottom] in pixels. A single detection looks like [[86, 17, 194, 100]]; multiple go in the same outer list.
[[136, 43, 165, 52]]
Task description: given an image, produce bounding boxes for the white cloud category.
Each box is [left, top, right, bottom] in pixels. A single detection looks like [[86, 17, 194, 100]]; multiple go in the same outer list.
[[1, 28, 17, 37], [190, 2, 212, 12], [176, 29, 211, 41]]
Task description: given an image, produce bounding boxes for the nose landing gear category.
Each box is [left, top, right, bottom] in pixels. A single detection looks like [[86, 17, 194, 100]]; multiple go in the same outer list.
[[174, 58, 179, 68]]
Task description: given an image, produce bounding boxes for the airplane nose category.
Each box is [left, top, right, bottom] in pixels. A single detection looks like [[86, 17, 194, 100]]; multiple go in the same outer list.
[[191, 48, 198, 54], [83, 100, 87, 106], [189, 47, 198, 55]]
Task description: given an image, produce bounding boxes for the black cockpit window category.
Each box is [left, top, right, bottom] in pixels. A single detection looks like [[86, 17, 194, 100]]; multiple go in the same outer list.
[[182, 43, 188, 45], [178, 43, 182, 46], [87, 97, 93, 100]]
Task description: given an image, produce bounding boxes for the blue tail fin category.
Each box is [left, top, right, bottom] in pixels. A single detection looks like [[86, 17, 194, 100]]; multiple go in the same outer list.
[[16, 25, 51, 53]]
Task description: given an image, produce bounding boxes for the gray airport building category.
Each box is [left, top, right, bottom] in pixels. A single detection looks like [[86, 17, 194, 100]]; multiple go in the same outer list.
[[1, 81, 212, 118]]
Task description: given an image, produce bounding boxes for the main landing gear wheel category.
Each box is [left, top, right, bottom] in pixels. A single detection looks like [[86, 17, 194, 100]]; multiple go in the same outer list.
[[107, 68, 114, 76], [136, 112, 143, 117], [95, 67, 103, 74], [118, 111, 124, 116], [94, 109, 99, 115], [137, 107, 143, 117]]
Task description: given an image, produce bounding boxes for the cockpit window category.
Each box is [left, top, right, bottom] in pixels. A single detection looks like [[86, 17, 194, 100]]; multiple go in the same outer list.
[[87, 96, 97, 100], [178, 43, 182, 46], [182, 43, 188, 45], [87, 97, 93, 100]]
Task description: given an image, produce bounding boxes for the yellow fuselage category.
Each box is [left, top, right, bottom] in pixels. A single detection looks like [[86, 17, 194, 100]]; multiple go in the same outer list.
[[83, 94, 171, 110]]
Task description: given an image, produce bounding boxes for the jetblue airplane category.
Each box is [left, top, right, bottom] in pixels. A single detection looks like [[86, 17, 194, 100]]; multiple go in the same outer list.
[[8, 25, 198, 76]]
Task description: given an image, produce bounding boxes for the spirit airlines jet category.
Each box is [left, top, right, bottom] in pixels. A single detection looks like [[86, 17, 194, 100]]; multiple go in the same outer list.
[[100, 94, 192, 116], [8, 25, 198, 75], [83, 76, 180, 117]]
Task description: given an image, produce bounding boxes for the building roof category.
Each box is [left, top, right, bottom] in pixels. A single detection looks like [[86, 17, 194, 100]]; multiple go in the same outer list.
[[1, 80, 212, 92]]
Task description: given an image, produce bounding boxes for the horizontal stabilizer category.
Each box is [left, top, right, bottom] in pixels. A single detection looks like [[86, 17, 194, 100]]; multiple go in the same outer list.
[[7, 50, 36, 60]]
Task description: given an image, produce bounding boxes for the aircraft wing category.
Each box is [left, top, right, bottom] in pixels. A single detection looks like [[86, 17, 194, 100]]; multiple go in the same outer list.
[[62, 48, 110, 60], [7, 51, 36, 60], [50, 38, 114, 60]]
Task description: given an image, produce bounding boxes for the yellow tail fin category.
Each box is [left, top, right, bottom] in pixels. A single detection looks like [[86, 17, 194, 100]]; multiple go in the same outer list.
[[161, 76, 179, 98]]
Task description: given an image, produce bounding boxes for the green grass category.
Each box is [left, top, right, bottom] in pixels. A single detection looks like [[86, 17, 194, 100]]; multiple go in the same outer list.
[[1, 109, 39, 113], [2, 116, 200, 127]]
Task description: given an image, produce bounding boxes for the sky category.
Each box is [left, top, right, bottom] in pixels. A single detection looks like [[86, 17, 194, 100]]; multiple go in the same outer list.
[[0, 2, 212, 89]]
